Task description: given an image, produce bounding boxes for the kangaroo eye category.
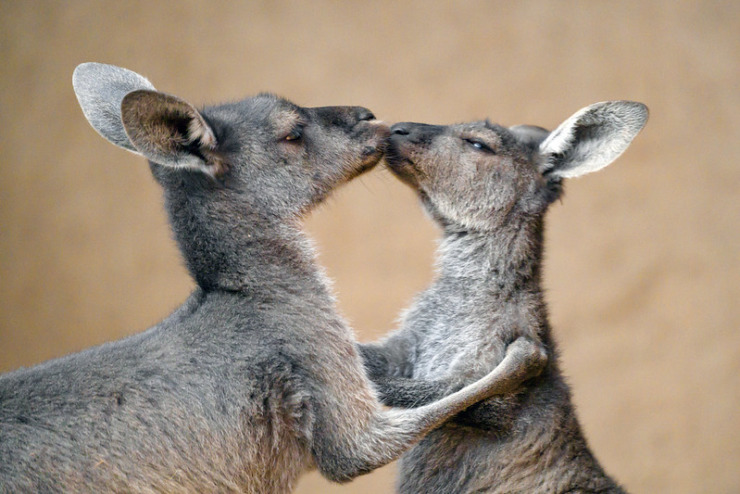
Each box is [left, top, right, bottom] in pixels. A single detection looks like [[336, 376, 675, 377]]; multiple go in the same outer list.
[[284, 125, 304, 142], [464, 138, 494, 153]]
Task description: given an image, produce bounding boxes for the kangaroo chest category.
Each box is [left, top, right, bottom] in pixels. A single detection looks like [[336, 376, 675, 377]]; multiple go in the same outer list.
[[408, 288, 512, 381]]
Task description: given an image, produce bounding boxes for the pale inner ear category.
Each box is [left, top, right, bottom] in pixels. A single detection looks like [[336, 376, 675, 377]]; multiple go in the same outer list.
[[540, 101, 648, 179], [121, 90, 219, 174], [187, 114, 216, 150]]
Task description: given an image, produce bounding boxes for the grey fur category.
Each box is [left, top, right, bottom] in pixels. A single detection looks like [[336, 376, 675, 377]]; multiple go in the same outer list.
[[0, 63, 543, 493], [361, 101, 648, 493]]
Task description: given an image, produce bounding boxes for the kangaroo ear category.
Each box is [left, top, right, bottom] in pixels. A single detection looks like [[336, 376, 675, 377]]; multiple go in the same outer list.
[[539, 101, 648, 179], [120, 90, 219, 175], [73, 63, 156, 153], [509, 125, 550, 149]]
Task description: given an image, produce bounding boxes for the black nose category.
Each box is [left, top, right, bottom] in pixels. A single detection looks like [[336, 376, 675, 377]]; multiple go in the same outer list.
[[356, 108, 375, 121], [390, 123, 410, 135]]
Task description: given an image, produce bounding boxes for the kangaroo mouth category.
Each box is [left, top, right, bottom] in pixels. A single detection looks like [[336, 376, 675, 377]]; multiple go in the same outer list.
[[349, 120, 391, 177], [384, 135, 420, 187]]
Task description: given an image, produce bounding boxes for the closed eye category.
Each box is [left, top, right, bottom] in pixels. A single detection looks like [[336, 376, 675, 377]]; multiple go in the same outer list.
[[464, 138, 494, 154]]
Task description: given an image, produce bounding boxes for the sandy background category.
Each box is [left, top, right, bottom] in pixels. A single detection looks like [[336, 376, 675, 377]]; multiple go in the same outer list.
[[1, 1, 738, 492]]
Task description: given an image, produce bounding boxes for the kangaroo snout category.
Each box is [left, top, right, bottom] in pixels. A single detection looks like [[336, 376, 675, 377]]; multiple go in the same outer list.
[[390, 123, 411, 136], [311, 105, 375, 129], [355, 107, 376, 122], [386, 123, 443, 184], [390, 122, 443, 142], [346, 117, 391, 178]]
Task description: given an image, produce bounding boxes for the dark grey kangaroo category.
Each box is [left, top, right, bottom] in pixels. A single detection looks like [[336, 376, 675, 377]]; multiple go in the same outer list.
[[0, 63, 546, 493], [361, 101, 648, 493]]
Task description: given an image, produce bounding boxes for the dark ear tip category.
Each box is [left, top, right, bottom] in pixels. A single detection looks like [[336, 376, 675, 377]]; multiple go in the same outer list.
[[120, 92, 202, 136], [120, 89, 159, 107], [120, 90, 156, 130]]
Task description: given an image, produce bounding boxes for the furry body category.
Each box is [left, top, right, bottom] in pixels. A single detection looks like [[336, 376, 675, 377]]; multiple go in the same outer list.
[[362, 103, 648, 493], [0, 64, 538, 492]]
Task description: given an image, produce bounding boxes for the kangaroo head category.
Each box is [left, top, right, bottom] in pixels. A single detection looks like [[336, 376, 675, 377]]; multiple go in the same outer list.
[[386, 101, 648, 231], [73, 63, 388, 289]]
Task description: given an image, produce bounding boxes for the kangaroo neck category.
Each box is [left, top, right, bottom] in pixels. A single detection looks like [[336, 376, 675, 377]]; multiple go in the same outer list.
[[163, 188, 330, 296], [210, 221, 329, 295], [436, 216, 546, 297]]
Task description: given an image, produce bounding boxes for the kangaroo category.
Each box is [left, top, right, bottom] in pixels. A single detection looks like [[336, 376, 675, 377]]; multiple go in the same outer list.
[[361, 101, 648, 493], [0, 63, 547, 493]]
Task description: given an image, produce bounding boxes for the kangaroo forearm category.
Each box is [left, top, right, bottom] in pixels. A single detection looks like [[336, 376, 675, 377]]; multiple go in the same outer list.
[[370, 376, 526, 431], [455, 336, 549, 430], [372, 336, 548, 428], [315, 336, 548, 482], [313, 372, 497, 482], [452, 394, 523, 431], [312, 410, 431, 483], [358, 344, 392, 380], [371, 376, 455, 408], [358, 341, 412, 380]]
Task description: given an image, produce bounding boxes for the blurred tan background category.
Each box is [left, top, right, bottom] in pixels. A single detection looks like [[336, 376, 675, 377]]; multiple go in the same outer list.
[[1, 1, 738, 492]]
